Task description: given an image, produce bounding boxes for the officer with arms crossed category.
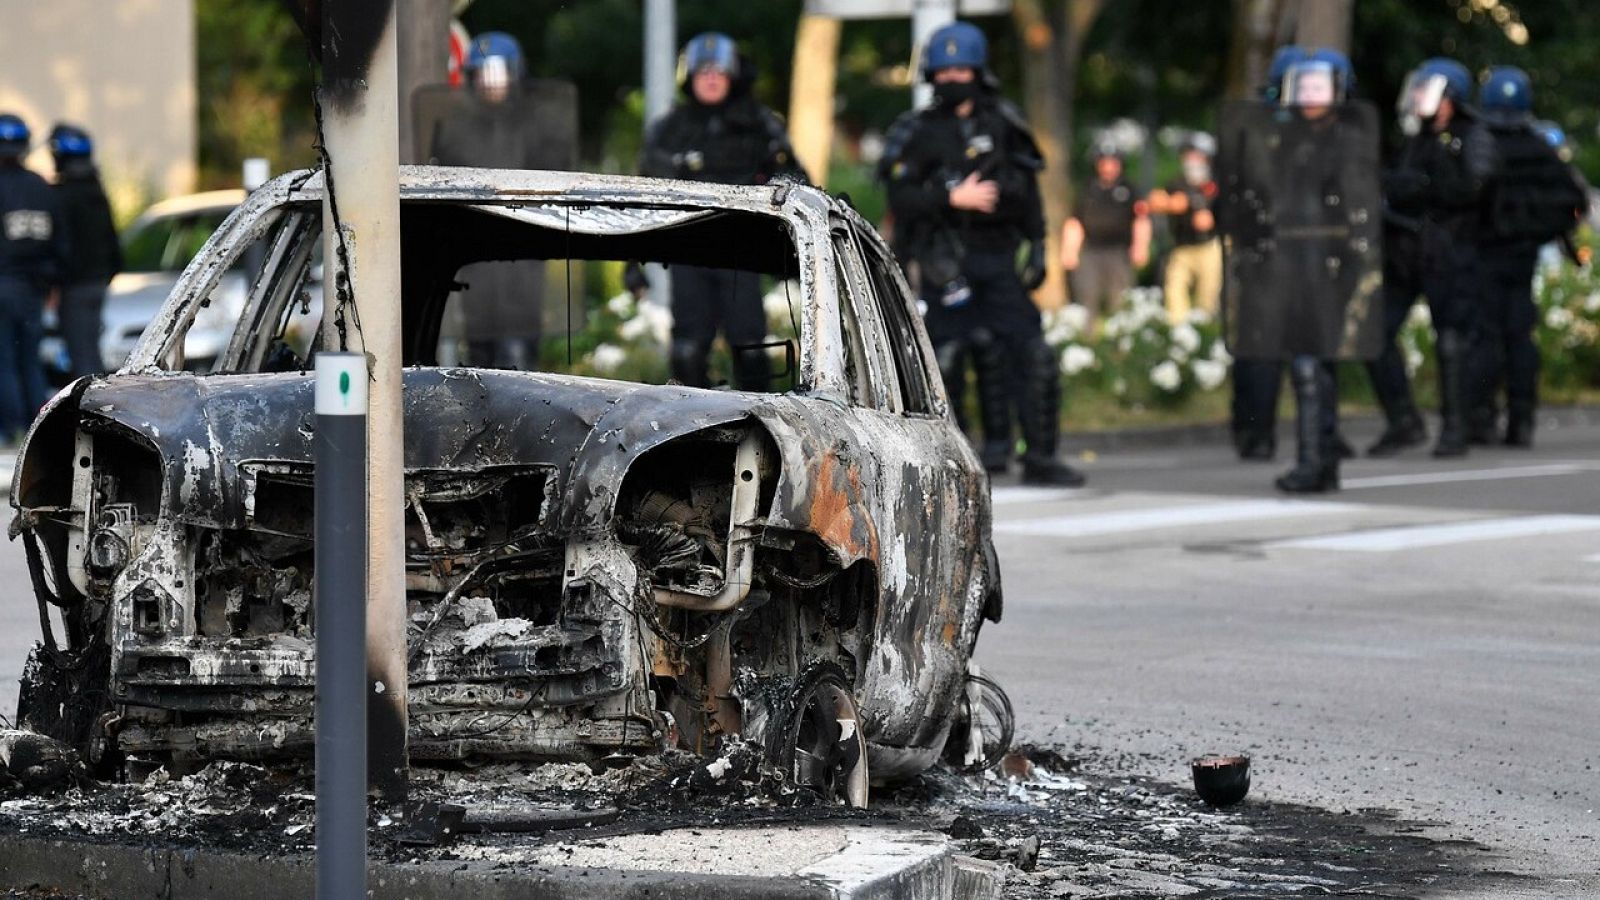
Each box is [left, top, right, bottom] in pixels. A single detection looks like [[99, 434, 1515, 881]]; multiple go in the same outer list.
[[641, 32, 806, 392], [0, 114, 68, 444], [1467, 66, 1587, 448], [880, 21, 1084, 486], [49, 124, 122, 379]]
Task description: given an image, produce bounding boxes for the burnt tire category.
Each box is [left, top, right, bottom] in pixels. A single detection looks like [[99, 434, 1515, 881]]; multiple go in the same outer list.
[[16, 642, 119, 779], [941, 672, 1014, 774], [767, 662, 869, 808]]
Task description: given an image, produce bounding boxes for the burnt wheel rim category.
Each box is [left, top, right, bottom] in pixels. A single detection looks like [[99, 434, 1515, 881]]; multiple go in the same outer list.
[[789, 677, 868, 808]]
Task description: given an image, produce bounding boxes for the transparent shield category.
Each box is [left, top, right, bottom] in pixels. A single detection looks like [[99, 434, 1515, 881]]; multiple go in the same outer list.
[[412, 80, 579, 171]]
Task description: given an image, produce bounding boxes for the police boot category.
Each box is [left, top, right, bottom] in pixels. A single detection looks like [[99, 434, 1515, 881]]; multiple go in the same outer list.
[[669, 339, 711, 388], [1467, 405, 1499, 446], [971, 330, 1014, 474], [1367, 407, 1427, 457], [1018, 340, 1086, 487], [1276, 357, 1339, 494], [1504, 402, 1535, 448], [1432, 330, 1470, 458]]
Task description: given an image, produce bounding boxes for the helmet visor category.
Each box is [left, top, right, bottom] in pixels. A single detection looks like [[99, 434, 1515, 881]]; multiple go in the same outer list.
[[1281, 61, 1343, 108], [1399, 72, 1448, 121], [684, 37, 738, 77]]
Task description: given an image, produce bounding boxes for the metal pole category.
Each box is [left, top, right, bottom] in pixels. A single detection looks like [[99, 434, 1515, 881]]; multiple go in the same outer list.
[[910, 0, 957, 110], [320, 0, 409, 800], [642, 0, 676, 307], [314, 352, 369, 900]]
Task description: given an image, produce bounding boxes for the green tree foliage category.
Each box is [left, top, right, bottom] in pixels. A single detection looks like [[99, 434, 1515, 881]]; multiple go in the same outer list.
[[194, 0, 317, 188]]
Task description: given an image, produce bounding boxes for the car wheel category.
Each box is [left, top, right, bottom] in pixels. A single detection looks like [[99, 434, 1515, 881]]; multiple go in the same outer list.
[[941, 671, 1015, 774]]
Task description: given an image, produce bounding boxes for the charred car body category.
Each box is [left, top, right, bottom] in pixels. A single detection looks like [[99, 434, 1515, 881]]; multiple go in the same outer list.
[[10, 167, 1004, 803]]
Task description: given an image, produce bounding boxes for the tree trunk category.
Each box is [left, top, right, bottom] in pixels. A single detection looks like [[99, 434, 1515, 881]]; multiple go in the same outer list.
[[788, 14, 841, 187], [1225, 0, 1296, 100], [396, 0, 453, 163], [1292, 0, 1353, 54], [1013, 0, 1105, 310]]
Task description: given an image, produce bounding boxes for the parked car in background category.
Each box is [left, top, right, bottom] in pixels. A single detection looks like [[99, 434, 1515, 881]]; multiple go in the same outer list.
[[40, 190, 321, 381]]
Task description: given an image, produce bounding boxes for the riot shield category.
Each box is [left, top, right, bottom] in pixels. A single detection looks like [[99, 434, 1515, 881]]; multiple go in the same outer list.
[[1217, 99, 1383, 360], [412, 79, 579, 171]]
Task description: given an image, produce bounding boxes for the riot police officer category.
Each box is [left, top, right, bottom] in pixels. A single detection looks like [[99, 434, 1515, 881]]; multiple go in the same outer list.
[[49, 124, 122, 379], [1218, 50, 1384, 493], [880, 21, 1083, 486], [1468, 67, 1586, 447], [641, 32, 806, 392], [1382, 58, 1498, 457], [0, 114, 68, 443]]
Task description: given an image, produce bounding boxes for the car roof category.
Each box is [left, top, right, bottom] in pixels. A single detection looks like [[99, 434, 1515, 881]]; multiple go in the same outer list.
[[139, 189, 248, 221]]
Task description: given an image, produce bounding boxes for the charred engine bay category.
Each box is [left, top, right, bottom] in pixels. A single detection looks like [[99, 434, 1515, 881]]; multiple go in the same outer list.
[[0, 745, 1523, 899]]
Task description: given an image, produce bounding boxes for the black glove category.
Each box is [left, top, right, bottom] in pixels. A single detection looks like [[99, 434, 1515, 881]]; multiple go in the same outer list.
[[1017, 239, 1046, 291]]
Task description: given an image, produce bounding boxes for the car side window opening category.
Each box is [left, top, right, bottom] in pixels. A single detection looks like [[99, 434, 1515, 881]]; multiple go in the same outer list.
[[850, 227, 937, 416]]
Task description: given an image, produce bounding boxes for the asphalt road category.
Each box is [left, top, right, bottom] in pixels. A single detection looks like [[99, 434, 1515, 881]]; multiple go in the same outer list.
[[979, 415, 1600, 896], [2, 417, 1597, 895]]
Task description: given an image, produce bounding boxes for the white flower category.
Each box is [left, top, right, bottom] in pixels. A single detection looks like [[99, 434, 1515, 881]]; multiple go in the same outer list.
[[1058, 303, 1090, 335], [1192, 358, 1227, 391], [606, 293, 635, 318], [638, 302, 673, 344], [1584, 291, 1600, 313], [618, 314, 654, 342], [1060, 344, 1096, 376], [590, 343, 627, 374], [763, 282, 800, 321], [1546, 307, 1575, 329], [1171, 323, 1201, 355], [1404, 346, 1424, 376], [1209, 340, 1233, 365], [1112, 377, 1128, 396], [1150, 359, 1182, 392], [1406, 304, 1432, 328], [1117, 335, 1134, 353]]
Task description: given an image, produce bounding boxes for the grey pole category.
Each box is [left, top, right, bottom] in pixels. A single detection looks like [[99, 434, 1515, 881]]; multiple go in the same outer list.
[[911, 0, 957, 110], [642, 0, 676, 307], [314, 352, 370, 900]]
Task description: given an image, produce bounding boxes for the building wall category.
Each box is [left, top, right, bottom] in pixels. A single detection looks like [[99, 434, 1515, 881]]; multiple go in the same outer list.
[[0, 0, 196, 216]]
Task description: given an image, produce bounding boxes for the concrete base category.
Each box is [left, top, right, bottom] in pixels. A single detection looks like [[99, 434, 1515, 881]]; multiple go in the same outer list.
[[0, 825, 1000, 900]]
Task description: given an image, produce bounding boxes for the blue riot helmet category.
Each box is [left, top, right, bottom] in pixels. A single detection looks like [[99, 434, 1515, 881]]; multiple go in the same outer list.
[[48, 124, 93, 159], [922, 21, 988, 78], [0, 113, 30, 159], [467, 31, 525, 97], [682, 32, 740, 80], [1532, 119, 1573, 162], [1280, 47, 1352, 109], [1262, 46, 1306, 101], [1398, 57, 1472, 135], [1480, 66, 1533, 128]]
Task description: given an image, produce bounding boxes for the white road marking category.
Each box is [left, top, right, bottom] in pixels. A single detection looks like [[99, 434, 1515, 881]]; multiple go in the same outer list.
[[990, 485, 1090, 506], [1272, 514, 1600, 552], [1342, 463, 1595, 490], [996, 499, 1347, 538]]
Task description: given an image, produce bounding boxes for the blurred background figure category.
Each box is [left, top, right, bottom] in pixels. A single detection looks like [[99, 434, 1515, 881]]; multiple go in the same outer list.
[[1467, 66, 1589, 449], [640, 31, 806, 392], [49, 123, 122, 380], [423, 31, 578, 370], [0, 113, 66, 445], [1061, 146, 1150, 331], [1379, 57, 1497, 458], [1149, 134, 1221, 324], [1217, 49, 1383, 493]]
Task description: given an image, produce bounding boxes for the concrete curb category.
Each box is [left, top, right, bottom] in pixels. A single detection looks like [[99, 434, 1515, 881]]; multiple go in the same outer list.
[[0, 827, 993, 900], [1065, 403, 1600, 453]]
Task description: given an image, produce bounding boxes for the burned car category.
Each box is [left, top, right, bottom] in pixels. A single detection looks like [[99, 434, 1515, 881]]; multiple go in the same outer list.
[[9, 167, 1004, 804]]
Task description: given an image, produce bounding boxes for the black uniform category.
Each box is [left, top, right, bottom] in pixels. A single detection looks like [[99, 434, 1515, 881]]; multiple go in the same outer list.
[[53, 159, 122, 378], [880, 91, 1079, 484], [0, 161, 68, 437], [641, 85, 804, 392], [1379, 111, 1498, 456], [1468, 123, 1586, 446]]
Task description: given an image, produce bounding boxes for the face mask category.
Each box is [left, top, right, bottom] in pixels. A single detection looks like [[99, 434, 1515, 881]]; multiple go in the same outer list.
[[933, 80, 981, 107], [1182, 161, 1211, 185]]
